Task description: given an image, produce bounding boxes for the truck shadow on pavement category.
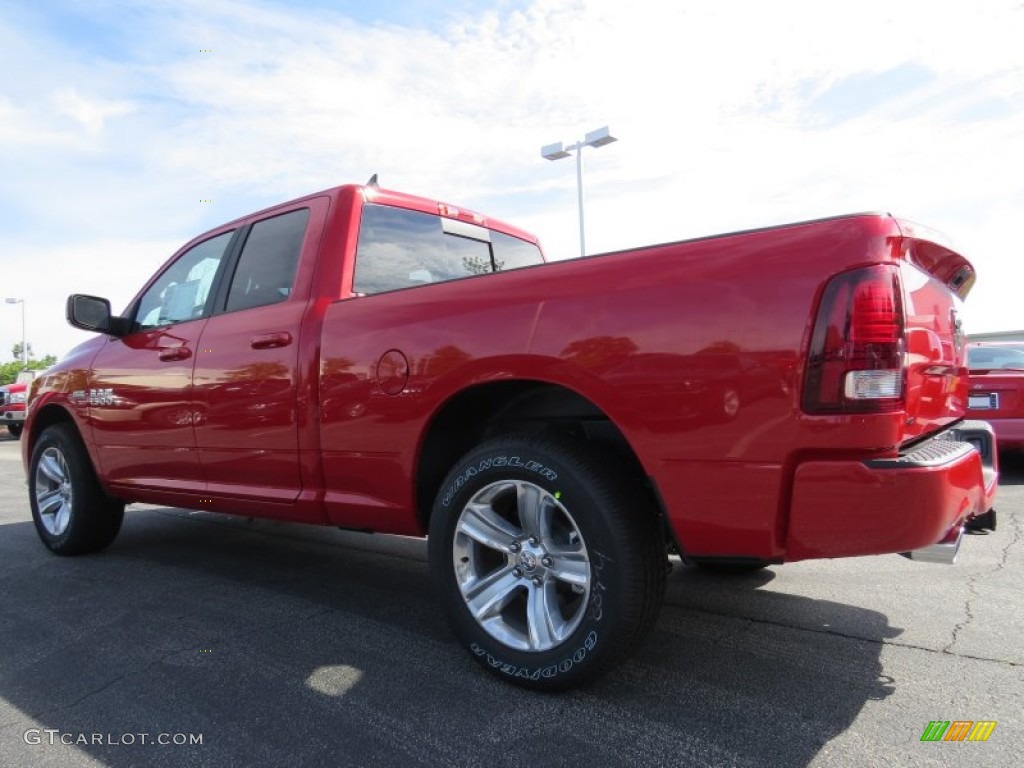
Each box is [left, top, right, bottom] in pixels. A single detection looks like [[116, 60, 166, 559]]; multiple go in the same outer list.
[[0, 509, 897, 768], [997, 449, 1024, 485]]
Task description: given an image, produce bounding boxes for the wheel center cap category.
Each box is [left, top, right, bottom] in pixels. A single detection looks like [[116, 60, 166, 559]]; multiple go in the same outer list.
[[519, 551, 538, 571]]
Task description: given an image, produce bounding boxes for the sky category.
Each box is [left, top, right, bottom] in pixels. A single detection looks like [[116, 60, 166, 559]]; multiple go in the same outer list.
[[1, 0, 1022, 360]]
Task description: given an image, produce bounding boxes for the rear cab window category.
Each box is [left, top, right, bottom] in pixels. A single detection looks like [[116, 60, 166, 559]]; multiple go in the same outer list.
[[353, 204, 543, 295]]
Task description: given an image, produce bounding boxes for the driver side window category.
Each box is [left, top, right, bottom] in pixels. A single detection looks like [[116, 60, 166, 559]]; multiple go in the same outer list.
[[135, 231, 234, 330]]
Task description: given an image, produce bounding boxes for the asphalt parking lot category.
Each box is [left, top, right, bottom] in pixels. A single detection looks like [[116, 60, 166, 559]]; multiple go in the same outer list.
[[0, 432, 1021, 768]]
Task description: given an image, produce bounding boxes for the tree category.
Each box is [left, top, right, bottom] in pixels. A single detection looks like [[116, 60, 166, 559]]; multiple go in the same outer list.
[[12, 342, 33, 362], [0, 351, 58, 386]]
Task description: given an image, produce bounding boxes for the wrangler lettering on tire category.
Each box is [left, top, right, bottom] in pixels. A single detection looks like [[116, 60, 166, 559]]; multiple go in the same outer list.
[[428, 434, 665, 690]]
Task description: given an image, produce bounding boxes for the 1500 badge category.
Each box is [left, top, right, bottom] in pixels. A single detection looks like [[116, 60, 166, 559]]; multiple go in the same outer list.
[[70, 388, 116, 406]]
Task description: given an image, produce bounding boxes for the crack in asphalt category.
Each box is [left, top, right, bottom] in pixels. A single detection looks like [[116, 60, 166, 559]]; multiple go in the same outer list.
[[944, 510, 1022, 655], [665, 603, 1023, 668], [944, 571, 982, 654]]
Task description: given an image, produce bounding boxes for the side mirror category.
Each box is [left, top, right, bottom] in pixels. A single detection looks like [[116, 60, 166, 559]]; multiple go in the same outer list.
[[66, 294, 129, 337]]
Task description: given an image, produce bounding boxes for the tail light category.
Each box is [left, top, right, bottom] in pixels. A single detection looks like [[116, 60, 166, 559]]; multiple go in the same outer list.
[[803, 265, 905, 413]]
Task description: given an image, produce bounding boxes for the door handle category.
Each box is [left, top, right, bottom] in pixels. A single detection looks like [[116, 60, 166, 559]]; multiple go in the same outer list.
[[250, 332, 293, 350], [158, 347, 192, 362]]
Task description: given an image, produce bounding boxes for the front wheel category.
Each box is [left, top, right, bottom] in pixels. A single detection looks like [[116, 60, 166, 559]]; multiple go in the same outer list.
[[29, 423, 124, 555], [428, 434, 665, 690]]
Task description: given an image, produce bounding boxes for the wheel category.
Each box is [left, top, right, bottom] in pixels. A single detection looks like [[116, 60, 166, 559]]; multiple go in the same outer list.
[[29, 423, 124, 555], [428, 434, 665, 690], [7, 423, 22, 438]]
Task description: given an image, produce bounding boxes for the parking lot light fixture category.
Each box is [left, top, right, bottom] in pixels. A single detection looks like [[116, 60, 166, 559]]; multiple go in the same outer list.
[[541, 126, 618, 258]]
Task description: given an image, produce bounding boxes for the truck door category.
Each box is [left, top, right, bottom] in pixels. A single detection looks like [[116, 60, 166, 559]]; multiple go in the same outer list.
[[88, 230, 236, 492], [191, 202, 324, 519]]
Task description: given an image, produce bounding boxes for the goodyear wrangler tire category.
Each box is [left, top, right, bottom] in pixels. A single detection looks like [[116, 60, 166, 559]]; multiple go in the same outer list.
[[428, 434, 665, 690], [29, 424, 125, 556]]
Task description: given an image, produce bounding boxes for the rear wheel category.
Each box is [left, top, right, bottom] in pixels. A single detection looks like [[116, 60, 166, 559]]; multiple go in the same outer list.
[[29, 423, 124, 555], [7, 424, 22, 438], [429, 434, 665, 690]]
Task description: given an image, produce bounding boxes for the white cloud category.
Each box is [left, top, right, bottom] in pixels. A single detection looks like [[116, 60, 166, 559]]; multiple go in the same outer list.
[[52, 88, 135, 136], [1, 239, 180, 360], [0, 0, 1022, 362]]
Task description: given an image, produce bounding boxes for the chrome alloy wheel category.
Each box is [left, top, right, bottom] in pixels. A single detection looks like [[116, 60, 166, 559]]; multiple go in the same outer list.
[[452, 480, 591, 652], [34, 446, 73, 537]]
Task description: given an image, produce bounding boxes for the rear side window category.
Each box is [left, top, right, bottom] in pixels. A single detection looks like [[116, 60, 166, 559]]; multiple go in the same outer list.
[[353, 204, 541, 295], [225, 208, 310, 312]]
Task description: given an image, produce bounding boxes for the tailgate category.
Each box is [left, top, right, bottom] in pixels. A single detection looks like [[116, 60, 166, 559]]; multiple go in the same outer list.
[[895, 220, 975, 443]]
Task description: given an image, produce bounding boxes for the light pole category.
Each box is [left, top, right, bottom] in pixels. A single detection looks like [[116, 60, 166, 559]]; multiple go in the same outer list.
[[541, 126, 618, 258], [4, 298, 26, 368]]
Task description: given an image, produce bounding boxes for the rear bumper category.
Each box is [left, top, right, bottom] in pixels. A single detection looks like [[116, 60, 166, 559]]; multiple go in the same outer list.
[[785, 421, 997, 561]]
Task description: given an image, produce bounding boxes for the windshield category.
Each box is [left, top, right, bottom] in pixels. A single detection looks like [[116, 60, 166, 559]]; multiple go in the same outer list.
[[968, 344, 1024, 371]]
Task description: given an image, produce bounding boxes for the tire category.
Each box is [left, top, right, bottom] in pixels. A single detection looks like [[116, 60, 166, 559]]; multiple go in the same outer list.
[[428, 434, 665, 690], [7, 423, 22, 438], [28, 423, 124, 555]]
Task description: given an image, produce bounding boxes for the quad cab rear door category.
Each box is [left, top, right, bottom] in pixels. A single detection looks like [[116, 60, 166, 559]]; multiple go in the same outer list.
[[190, 198, 329, 521]]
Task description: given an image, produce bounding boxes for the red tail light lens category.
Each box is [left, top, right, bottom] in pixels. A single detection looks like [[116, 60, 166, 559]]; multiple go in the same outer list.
[[803, 265, 905, 413]]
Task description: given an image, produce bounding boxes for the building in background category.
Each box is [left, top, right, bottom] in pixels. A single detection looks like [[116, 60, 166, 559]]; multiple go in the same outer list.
[[970, 330, 1024, 344]]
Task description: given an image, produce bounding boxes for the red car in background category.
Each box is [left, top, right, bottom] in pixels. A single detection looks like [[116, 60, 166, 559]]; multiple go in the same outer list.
[[1, 371, 36, 438], [967, 342, 1024, 451]]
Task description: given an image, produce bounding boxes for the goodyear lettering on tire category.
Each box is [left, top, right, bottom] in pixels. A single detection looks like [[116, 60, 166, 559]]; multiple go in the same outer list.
[[468, 631, 599, 681]]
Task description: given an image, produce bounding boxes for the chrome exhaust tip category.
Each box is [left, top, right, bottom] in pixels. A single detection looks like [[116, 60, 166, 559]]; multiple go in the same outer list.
[[899, 525, 963, 565]]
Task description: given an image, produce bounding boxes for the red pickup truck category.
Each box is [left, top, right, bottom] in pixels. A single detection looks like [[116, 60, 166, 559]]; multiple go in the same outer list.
[[23, 183, 997, 689], [2, 372, 34, 438]]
